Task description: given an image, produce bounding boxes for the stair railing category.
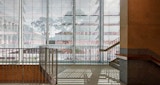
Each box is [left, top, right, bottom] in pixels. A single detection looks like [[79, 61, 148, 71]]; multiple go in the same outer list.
[[100, 37, 120, 52], [100, 37, 120, 62], [39, 46, 58, 85]]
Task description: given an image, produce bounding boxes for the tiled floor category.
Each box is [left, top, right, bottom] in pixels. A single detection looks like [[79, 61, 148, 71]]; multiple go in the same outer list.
[[0, 65, 126, 85], [56, 65, 125, 85]]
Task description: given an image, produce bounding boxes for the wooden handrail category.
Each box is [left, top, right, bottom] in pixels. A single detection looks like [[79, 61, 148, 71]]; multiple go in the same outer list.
[[116, 54, 160, 66], [100, 41, 120, 51]]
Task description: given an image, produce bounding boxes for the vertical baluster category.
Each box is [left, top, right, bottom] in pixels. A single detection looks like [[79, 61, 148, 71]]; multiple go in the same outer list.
[[35, 48, 39, 83], [93, 47, 94, 64], [8, 48, 9, 82], [83, 46, 84, 64], [3, 49, 4, 82], [11, 48, 13, 83], [86, 47, 89, 63], [86, 46, 88, 64], [22, 48, 24, 84], [39, 47, 41, 83], [32, 48, 34, 83], [30, 48, 32, 83], [39, 47, 40, 83], [94, 45, 96, 63], [8, 48, 9, 65], [15, 48, 17, 83], [4, 48, 7, 82], [1, 49, 3, 82], [40, 47, 42, 83], [10, 48, 15, 82], [45, 47, 47, 83], [22, 48, 23, 83], [52, 49, 54, 75], [18, 48, 20, 83], [33, 48, 34, 83], [0, 48, 4, 82], [5, 49, 6, 64], [12, 48, 14, 77], [43, 47, 45, 83], [56, 49, 58, 84], [91, 46, 93, 64], [34, 48, 35, 83], [28, 48, 30, 83], [49, 49, 52, 75], [114, 46, 115, 59], [83, 47, 85, 64], [27, 48, 29, 83], [6, 48, 7, 82], [10, 48, 12, 83], [41, 47, 43, 83], [5, 48, 7, 82], [35, 48, 38, 83], [17, 48, 19, 83]]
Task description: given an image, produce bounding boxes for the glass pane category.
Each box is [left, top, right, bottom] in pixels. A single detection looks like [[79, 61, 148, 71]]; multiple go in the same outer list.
[[104, 16, 120, 24], [103, 0, 120, 62], [23, 0, 46, 48], [104, 0, 120, 15], [75, 0, 100, 63], [0, 0, 19, 48]]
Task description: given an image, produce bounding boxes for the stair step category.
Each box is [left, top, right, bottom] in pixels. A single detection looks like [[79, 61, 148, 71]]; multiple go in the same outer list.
[[109, 58, 120, 70]]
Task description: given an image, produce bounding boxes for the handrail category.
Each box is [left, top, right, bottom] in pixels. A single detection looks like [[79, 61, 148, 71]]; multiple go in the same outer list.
[[100, 41, 120, 51], [116, 49, 160, 66]]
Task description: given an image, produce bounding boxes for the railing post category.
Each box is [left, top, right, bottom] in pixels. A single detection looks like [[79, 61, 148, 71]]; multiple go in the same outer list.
[[45, 47, 47, 83], [99, 0, 104, 63], [73, 0, 76, 63], [56, 49, 58, 84], [52, 49, 54, 75]]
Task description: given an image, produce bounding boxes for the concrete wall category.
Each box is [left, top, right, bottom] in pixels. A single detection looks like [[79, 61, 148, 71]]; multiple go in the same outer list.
[[120, 0, 128, 50], [119, 59, 128, 84], [128, 0, 160, 55]]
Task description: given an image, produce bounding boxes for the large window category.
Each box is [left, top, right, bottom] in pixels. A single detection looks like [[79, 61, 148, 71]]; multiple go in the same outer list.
[[103, 0, 120, 61], [0, 0, 19, 48], [23, 0, 46, 48], [0, 0, 120, 63]]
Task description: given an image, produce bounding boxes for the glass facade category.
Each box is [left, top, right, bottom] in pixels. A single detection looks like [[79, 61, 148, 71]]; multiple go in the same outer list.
[[0, 0, 120, 63]]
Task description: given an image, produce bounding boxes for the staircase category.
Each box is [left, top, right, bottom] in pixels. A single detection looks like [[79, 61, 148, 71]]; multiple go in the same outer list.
[[109, 58, 120, 70], [100, 37, 120, 69]]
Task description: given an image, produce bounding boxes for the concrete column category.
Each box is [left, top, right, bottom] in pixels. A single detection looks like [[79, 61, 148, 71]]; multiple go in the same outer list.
[[119, 0, 128, 84], [120, 0, 128, 55]]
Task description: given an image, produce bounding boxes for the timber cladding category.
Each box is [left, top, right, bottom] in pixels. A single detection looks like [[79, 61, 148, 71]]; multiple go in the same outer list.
[[0, 65, 49, 83]]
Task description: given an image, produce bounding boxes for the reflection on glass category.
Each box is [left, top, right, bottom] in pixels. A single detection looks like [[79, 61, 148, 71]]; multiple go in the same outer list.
[[103, 0, 120, 62], [0, 0, 120, 63], [0, 0, 19, 48]]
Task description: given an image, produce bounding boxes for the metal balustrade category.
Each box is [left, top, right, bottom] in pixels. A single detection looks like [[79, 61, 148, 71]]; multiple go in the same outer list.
[[0, 48, 39, 64], [0, 43, 119, 85], [39, 46, 58, 85], [0, 48, 58, 85], [43, 45, 119, 64]]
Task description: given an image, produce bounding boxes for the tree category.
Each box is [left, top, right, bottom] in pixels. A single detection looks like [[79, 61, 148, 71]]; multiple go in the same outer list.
[[31, 9, 86, 34], [31, 17, 52, 34]]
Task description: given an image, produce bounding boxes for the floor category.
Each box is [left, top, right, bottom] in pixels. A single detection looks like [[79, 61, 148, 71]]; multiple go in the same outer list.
[[56, 65, 125, 85], [0, 65, 126, 85]]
